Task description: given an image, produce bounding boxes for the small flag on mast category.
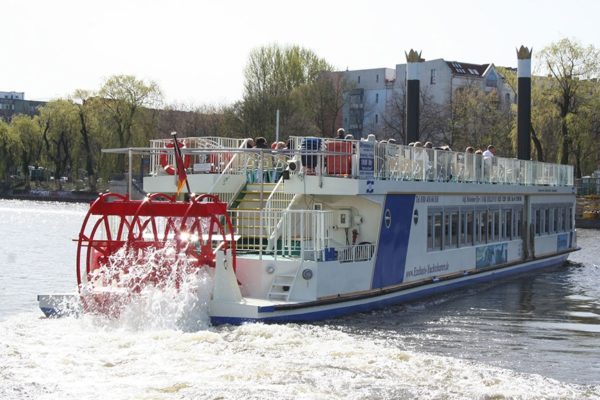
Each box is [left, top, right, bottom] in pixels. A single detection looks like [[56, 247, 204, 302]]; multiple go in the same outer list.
[[171, 132, 189, 196]]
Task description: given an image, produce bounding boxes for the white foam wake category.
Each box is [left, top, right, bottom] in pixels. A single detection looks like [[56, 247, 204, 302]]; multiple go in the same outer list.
[[81, 243, 214, 332]]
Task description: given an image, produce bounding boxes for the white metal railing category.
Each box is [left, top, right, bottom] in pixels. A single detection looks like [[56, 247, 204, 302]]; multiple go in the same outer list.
[[285, 136, 574, 187], [148, 136, 574, 187], [336, 243, 376, 263], [261, 179, 294, 239], [230, 209, 333, 259], [149, 137, 248, 176], [279, 210, 333, 260]]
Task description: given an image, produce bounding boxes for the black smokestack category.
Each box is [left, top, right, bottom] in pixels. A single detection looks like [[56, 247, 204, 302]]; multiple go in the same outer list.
[[405, 49, 422, 144], [517, 46, 532, 160]]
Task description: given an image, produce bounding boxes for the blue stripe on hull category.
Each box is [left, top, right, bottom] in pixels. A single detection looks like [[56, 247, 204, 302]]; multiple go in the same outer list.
[[211, 254, 568, 325], [371, 194, 415, 288]]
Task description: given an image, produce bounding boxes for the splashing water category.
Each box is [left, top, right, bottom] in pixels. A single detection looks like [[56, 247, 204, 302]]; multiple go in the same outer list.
[[80, 243, 215, 332]]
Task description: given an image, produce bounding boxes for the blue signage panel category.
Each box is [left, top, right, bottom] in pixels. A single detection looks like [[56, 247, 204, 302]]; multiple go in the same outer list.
[[359, 141, 374, 179]]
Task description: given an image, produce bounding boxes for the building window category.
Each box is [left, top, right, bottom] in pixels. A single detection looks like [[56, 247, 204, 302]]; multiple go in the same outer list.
[[375, 93, 379, 103], [430, 69, 436, 84], [486, 70, 498, 88], [358, 76, 361, 84]]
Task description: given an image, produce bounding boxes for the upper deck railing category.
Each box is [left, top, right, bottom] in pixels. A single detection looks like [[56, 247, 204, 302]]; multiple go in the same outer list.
[[148, 136, 574, 187]]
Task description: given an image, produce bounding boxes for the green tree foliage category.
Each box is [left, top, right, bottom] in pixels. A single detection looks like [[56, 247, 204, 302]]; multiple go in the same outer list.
[[291, 71, 348, 137], [449, 84, 513, 154], [568, 81, 600, 176], [98, 75, 162, 171], [10, 115, 43, 189], [0, 119, 22, 182], [241, 44, 333, 141], [538, 38, 600, 168], [38, 100, 81, 189], [72, 90, 103, 192]]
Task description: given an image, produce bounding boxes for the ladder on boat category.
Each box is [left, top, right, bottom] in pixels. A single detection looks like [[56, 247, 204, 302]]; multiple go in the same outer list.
[[267, 272, 298, 301]]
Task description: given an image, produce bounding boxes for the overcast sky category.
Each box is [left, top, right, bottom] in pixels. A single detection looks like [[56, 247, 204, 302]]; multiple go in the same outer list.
[[3, 0, 598, 106]]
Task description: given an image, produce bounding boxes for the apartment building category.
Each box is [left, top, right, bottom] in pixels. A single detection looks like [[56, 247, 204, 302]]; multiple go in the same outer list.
[[0, 91, 46, 121], [341, 58, 514, 140]]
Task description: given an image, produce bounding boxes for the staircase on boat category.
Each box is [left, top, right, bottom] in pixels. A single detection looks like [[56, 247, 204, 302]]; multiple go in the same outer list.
[[229, 180, 296, 255]]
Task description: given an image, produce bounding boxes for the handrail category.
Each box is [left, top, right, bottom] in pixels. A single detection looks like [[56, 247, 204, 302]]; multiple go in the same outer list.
[[132, 136, 575, 188], [206, 138, 250, 198]]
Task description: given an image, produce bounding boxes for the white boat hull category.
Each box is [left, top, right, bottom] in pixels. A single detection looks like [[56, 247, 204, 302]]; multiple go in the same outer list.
[[210, 252, 570, 324]]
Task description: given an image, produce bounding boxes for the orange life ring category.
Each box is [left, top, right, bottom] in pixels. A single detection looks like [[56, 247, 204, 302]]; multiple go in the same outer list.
[[160, 141, 191, 175]]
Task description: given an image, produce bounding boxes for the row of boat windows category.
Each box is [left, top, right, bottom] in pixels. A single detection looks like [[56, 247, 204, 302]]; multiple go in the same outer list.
[[533, 204, 574, 237], [426, 204, 575, 251], [426, 206, 523, 252]]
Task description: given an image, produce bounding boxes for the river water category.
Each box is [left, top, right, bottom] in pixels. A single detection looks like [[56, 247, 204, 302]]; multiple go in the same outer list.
[[1, 199, 599, 399]]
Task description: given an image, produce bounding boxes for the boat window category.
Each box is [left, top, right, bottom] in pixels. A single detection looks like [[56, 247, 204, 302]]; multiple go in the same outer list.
[[544, 208, 550, 235], [466, 211, 474, 245], [558, 207, 565, 232], [444, 212, 451, 248], [451, 211, 459, 247], [552, 208, 558, 233], [516, 208, 522, 238], [493, 209, 500, 242], [427, 214, 434, 250], [505, 209, 513, 240], [434, 212, 443, 250], [486, 210, 493, 243], [477, 210, 487, 244], [458, 211, 466, 246], [567, 207, 573, 230], [535, 208, 541, 236]]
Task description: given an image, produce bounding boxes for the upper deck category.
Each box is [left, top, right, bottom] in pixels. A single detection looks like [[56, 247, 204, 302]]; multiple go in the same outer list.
[[144, 136, 574, 195]]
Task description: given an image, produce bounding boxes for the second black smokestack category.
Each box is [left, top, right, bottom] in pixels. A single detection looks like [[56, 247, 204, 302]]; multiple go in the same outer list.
[[405, 49, 422, 144], [517, 46, 532, 160]]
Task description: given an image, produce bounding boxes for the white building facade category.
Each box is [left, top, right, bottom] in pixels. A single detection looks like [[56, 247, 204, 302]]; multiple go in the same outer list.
[[341, 59, 515, 141]]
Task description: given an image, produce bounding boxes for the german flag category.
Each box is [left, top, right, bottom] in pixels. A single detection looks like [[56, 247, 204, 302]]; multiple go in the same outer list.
[[171, 134, 188, 196]]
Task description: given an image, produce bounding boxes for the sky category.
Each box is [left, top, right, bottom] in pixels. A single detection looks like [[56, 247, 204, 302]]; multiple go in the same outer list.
[[3, 0, 599, 106]]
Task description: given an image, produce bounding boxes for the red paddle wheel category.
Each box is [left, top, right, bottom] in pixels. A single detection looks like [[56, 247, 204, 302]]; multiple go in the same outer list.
[[76, 192, 236, 315]]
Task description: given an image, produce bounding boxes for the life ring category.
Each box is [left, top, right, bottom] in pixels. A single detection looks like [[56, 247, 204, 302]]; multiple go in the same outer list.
[[160, 141, 191, 175]]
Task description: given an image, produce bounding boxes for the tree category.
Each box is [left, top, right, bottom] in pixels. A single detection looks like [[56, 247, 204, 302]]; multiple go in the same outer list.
[[292, 71, 348, 137], [568, 81, 600, 177], [538, 38, 600, 166], [448, 84, 513, 153], [72, 90, 104, 192], [382, 86, 406, 143], [241, 44, 333, 141], [38, 100, 81, 189], [98, 75, 162, 171], [10, 115, 43, 190], [0, 119, 22, 183]]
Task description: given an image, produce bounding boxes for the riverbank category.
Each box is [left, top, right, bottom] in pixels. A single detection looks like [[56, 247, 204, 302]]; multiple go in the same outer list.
[[0, 189, 98, 203], [576, 195, 600, 229]]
